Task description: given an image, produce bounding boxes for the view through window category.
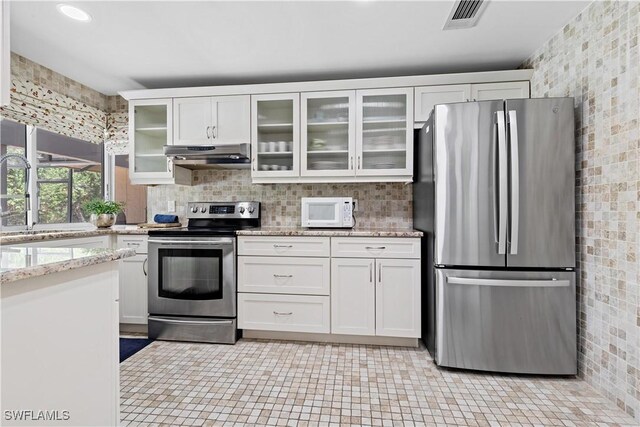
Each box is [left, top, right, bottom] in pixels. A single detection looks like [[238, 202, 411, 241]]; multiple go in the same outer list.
[[0, 118, 104, 226]]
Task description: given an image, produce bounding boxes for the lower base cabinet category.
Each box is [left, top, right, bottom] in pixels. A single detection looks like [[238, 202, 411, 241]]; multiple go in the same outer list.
[[238, 293, 330, 333], [118, 254, 148, 324], [331, 258, 421, 338]]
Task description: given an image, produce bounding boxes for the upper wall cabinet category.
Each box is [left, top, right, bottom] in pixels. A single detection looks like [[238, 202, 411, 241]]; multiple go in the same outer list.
[[173, 95, 250, 145], [356, 88, 413, 177], [301, 91, 356, 177], [251, 93, 300, 178], [129, 99, 191, 185], [414, 81, 530, 122]]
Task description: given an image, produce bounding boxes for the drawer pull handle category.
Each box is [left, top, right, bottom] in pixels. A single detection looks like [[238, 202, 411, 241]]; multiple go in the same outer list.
[[366, 246, 386, 250], [273, 244, 293, 248], [273, 274, 293, 278], [273, 311, 292, 316], [127, 242, 140, 246]]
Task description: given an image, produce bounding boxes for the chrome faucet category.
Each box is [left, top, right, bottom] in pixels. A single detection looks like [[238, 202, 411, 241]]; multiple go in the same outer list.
[[0, 153, 34, 230]]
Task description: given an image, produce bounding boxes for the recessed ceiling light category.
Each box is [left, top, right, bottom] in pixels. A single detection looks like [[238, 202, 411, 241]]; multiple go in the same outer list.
[[56, 4, 92, 22]]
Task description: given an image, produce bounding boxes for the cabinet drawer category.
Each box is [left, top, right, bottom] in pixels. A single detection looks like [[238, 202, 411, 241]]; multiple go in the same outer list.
[[331, 237, 420, 259], [238, 256, 330, 295], [238, 294, 330, 333], [116, 235, 148, 254], [238, 236, 330, 257]]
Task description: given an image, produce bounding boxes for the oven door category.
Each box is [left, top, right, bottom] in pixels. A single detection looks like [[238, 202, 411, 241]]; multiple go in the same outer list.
[[148, 237, 236, 318]]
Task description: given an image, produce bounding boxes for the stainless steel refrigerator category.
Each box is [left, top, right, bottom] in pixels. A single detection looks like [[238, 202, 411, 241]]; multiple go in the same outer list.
[[413, 98, 577, 375]]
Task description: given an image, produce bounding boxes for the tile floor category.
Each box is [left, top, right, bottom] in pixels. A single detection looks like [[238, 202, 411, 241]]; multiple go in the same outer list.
[[120, 339, 637, 426]]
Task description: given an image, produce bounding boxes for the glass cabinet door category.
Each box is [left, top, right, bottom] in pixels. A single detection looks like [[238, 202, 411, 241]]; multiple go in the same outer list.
[[251, 93, 300, 178], [356, 88, 413, 176], [130, 99, 172, 177], [301, 91, 356, 177]]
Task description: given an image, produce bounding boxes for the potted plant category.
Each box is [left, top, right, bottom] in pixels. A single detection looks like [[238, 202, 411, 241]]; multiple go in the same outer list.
[[84, 199, 124, 228]]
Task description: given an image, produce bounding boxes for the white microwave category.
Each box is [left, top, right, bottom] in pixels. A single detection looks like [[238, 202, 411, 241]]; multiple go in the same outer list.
[[301, 197, 353, 228]]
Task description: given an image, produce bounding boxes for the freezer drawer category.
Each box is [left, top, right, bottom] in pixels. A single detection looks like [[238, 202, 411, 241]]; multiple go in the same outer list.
[[435, 269, 576, 375]]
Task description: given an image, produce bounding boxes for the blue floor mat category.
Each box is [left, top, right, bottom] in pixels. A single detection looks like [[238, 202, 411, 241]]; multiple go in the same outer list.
[[120, 338, 153, 363]]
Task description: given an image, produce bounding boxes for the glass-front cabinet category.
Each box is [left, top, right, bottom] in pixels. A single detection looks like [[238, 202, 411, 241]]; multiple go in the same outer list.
[[251, 93, 300, 178], [129, 99, 190, 185], [355, 88, 413, 176], [301, 91, 356, 177]]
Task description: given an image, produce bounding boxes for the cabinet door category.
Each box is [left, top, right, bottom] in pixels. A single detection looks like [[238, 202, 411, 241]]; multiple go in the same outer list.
[[414, 84, 471, 122], [118, 255, 148, 324], [173, 97, 212, 145], [331, 258, 375, 336], [301, 91, 356, 177], [375, 259, 420, 338], [356, 88, 413, 177], [251, 93, 300, 178], [129, 99, 174, 182], [213, 95, 250, 143], [471, 82, 530, 102]]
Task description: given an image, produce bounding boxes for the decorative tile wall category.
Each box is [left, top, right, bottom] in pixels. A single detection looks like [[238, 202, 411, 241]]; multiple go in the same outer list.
[[522, 0, 639, 420], [147, 170, 413, 229]]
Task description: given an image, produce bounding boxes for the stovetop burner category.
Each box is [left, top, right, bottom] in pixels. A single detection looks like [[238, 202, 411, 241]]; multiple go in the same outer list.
[[148, 201, 261, 237]]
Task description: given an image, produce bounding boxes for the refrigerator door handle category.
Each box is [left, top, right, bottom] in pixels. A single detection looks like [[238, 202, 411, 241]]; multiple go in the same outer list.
[[496, 111, 508, 255], [508, 110, 520, 255], [447, 276, 570, 288]]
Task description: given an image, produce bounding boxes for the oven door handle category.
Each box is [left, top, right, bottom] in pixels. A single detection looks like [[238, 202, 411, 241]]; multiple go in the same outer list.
[[148, 239, 234, 245], [150, 317, 234, 325]]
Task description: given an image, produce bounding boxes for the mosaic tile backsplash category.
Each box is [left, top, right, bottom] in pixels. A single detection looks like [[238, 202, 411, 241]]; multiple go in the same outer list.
[[147, 170, 413, 229], [522, 0, 639, 420]]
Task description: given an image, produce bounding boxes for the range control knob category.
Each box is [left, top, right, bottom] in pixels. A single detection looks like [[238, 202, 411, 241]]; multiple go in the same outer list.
[[200, 207, 206, 213], [248, 206, 255, 214], [191, 206, 198, 213], [239, 207, 246, 214]]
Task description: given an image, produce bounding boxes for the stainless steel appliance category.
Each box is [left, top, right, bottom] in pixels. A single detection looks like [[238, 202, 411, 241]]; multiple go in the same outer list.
[[147, 201, 260, 344], [301, 197, 353, 228], [164, 144, 251, 169], [414, 98, 577, 375]]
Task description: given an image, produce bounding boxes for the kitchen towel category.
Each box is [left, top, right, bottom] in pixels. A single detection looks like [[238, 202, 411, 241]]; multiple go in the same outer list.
[[154, 214, 179, 224]]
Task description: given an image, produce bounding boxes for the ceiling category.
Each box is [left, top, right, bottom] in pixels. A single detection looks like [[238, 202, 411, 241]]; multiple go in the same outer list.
[[10, 1, 590, 96]]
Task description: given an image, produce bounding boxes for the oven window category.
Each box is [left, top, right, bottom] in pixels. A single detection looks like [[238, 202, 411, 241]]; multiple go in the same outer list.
[[158, 248, 223, 300]]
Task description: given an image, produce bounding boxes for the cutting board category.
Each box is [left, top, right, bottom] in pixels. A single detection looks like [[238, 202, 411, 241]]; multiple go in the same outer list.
[[137, 222, 182, 229]]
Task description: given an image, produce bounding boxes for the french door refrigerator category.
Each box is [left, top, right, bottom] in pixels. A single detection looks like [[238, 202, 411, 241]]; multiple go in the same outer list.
[[414, 98, 577, 375]]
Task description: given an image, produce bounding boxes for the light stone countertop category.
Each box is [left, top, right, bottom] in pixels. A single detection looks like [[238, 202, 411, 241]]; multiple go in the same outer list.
[[0, 225, 153, 245], [236, 227, 423, 237], [0, 246, 136, 284]]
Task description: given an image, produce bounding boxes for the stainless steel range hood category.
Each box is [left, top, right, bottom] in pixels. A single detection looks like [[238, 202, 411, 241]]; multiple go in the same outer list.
[[164, 144, 251, 170]]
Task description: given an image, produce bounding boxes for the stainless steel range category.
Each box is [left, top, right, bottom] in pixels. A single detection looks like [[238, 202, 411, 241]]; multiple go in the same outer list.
[[147, 201, 260, 344]]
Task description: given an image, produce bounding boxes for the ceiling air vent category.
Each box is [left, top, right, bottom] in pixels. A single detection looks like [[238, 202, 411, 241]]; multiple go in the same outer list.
[[443, 0, 489, 30]]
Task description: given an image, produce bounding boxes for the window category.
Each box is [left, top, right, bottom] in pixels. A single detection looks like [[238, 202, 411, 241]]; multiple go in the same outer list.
[[35, 128, 103, 224], [106, 153, 147, 224], [0, 118, 104, 227], [0, 120, 28, 227]]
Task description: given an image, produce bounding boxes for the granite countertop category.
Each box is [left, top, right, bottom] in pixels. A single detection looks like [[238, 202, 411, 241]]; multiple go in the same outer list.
[[0, 225, 152, 245], [236, 227, 423, 237], [0, 246, 136, 284]]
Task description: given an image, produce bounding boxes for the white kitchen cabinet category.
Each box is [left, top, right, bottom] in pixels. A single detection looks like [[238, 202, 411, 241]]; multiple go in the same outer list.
[[331, 258, 375, 336], [117, 235, 148, 325], [331, 237, 421, 259], [414, 84, 471, 122], [238, 256, 330, 295], [251, 93, 300, 178], [414, 81, 530, 123], [129, 98, 191, 185], [375, 259, 421, 338], [355, 87, 413, 177], [173, 95, 250, 145], [471, 81, 530, 102], [331, 257, 421, 338], [118, 254, 148, 324], [238, 236, 330, 257], [238, 293, 330, 333], [301, 90, 356, 177]]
